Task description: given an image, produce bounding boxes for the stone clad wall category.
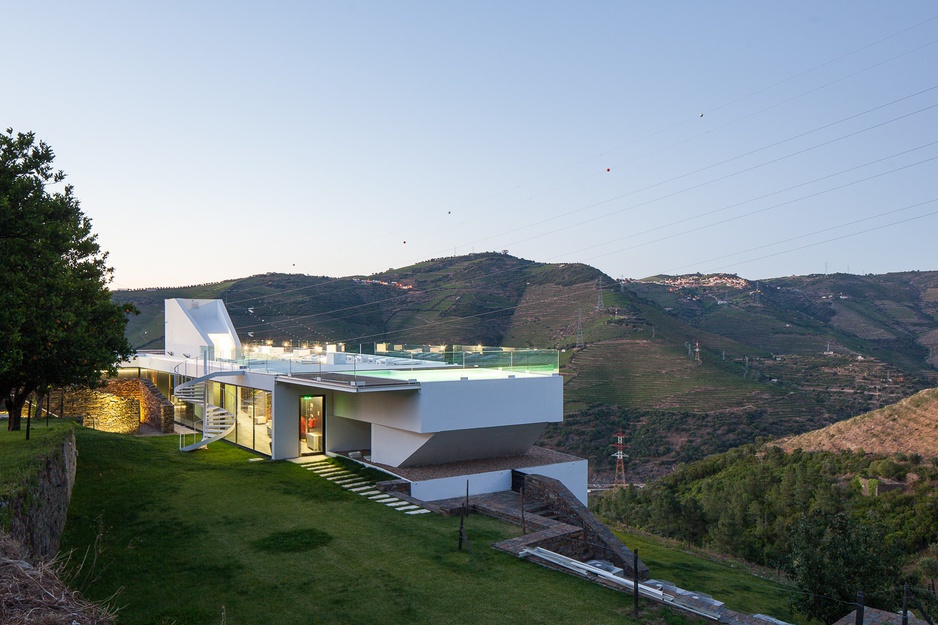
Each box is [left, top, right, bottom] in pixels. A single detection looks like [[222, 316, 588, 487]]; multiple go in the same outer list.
[[6, 428, 77, 560], [55, 389, 140, 434], [45, 378, 175, 434], [105, 378, 174, 433], [520, 473, 650, 580]]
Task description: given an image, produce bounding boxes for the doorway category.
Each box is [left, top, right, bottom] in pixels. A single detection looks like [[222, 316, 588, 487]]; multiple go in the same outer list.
[[299, 395, 324, 455]]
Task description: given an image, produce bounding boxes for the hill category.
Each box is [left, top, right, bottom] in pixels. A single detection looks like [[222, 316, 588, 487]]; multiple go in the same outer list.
[[118, 253, 607, 350], [776, 387, 938, 457], [629, 271, 938, 378], [113, 258, 938, 481]]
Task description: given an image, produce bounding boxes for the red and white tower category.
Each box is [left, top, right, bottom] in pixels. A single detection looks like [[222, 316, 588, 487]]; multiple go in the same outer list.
[[612, 431, 628, 487]]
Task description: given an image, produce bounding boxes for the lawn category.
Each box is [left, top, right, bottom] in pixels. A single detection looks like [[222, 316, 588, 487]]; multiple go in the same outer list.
[[61, 428, 657, 625], [611, 529, 798, 623]]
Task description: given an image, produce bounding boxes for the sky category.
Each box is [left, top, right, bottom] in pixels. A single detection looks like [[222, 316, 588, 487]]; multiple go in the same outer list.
[[5, 2, 938, 289]]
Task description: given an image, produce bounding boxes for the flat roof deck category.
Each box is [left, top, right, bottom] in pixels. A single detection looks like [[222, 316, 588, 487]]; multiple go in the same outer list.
[[349, 368, 549, 382], [282, 367, 551, 393]]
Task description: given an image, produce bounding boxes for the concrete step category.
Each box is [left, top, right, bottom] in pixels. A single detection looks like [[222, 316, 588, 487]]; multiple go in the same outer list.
[[333, 477, 362, 484], [340, 482, 371, 490]]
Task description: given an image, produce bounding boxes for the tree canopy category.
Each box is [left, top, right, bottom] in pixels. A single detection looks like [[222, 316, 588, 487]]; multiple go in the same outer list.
[[786, 510, 902, 624], [0, 128, 135, 432]]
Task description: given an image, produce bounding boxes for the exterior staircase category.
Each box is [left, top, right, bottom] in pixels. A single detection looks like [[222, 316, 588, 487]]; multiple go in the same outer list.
[[175, 373, 238, 452]]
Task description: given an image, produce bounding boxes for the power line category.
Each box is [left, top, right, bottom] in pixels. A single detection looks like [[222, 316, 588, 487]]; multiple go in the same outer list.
[[709, 207, 938, 273], [574, 149, 938, 265], [499, 101, 938, 254], [230, 111, 938, 333], [282, 19, 938, 282], [444, 48, 938, 255], [669, 198, 938, 273]]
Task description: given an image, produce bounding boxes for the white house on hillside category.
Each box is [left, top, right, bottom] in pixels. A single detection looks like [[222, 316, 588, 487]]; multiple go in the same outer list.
[[125, 299, 587, 503]]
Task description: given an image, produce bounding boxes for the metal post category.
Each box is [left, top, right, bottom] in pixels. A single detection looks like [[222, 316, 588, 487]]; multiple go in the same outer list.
[[855, 592, 865, 625], [520, 486, 526, 535], [633, 549, 639, 616], [902, 584, 909, 625]]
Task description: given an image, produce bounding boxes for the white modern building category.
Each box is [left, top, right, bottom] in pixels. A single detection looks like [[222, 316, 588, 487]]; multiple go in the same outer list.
[[125, 299, 588, 503]]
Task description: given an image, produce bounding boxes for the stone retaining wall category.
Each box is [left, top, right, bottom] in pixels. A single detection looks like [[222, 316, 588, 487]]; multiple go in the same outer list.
[[44, 378, 175, 434], [518, 473, 650, 580], [105, 378, 174, 433], [58, 389, 139, 434], [6, 428, 77, 560]]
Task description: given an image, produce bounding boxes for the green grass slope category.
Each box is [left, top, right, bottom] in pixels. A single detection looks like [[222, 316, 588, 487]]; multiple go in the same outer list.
[[62, 429, 638, 625], [58, 426, 798, 625]]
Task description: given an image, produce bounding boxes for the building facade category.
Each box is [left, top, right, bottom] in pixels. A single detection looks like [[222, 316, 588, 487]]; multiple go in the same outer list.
[[126, 298, 587, 503]]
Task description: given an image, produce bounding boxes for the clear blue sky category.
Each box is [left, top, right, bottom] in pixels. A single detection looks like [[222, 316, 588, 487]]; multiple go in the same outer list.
[[6, 2, 938, 288]]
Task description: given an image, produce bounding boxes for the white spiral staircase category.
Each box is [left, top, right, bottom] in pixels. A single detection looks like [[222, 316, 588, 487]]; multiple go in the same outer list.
[[175, 373, 237, 452]]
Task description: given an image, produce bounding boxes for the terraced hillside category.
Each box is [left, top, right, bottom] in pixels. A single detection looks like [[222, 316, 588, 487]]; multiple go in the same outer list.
[[631, 271, 938, 377], [564, 339, 770, 411], [776, 387, 938, 457]]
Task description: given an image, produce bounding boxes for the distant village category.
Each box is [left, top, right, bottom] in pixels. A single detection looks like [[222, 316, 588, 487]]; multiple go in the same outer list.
[[352, 277, 414, 290], [631, 273, 751, 290]]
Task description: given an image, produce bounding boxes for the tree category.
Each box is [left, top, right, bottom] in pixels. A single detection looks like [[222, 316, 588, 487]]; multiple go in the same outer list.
[[919, 546, 938, 596], [0, 129, 135, 433], [786, 511, 902, 624]]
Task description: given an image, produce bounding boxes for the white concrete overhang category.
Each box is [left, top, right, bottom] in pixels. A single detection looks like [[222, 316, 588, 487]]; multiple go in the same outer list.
[[277, 374, 421, 394]]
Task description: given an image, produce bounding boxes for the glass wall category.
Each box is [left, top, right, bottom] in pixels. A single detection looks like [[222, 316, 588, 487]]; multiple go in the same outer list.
[[225, 386, 271, 455], [116, 366, 272, 455], [117, 367, 175, 400], [299, 395, 324, 454]]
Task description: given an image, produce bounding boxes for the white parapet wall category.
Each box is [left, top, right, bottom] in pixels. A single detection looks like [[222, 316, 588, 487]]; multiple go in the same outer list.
[[520, 459, 589, 504], [409, 457, 589, 505], [410, 470, 513, 503]]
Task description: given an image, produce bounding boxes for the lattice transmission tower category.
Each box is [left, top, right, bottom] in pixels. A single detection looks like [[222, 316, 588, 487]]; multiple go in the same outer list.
[[612, 431, 629, 487]]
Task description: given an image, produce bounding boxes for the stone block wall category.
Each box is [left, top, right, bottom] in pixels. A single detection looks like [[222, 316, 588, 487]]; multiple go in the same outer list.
[[6, 428, 77, 560], [51, 388, 140, 434], [105, 378, 174, 433], [520, 473, 650, 580]]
